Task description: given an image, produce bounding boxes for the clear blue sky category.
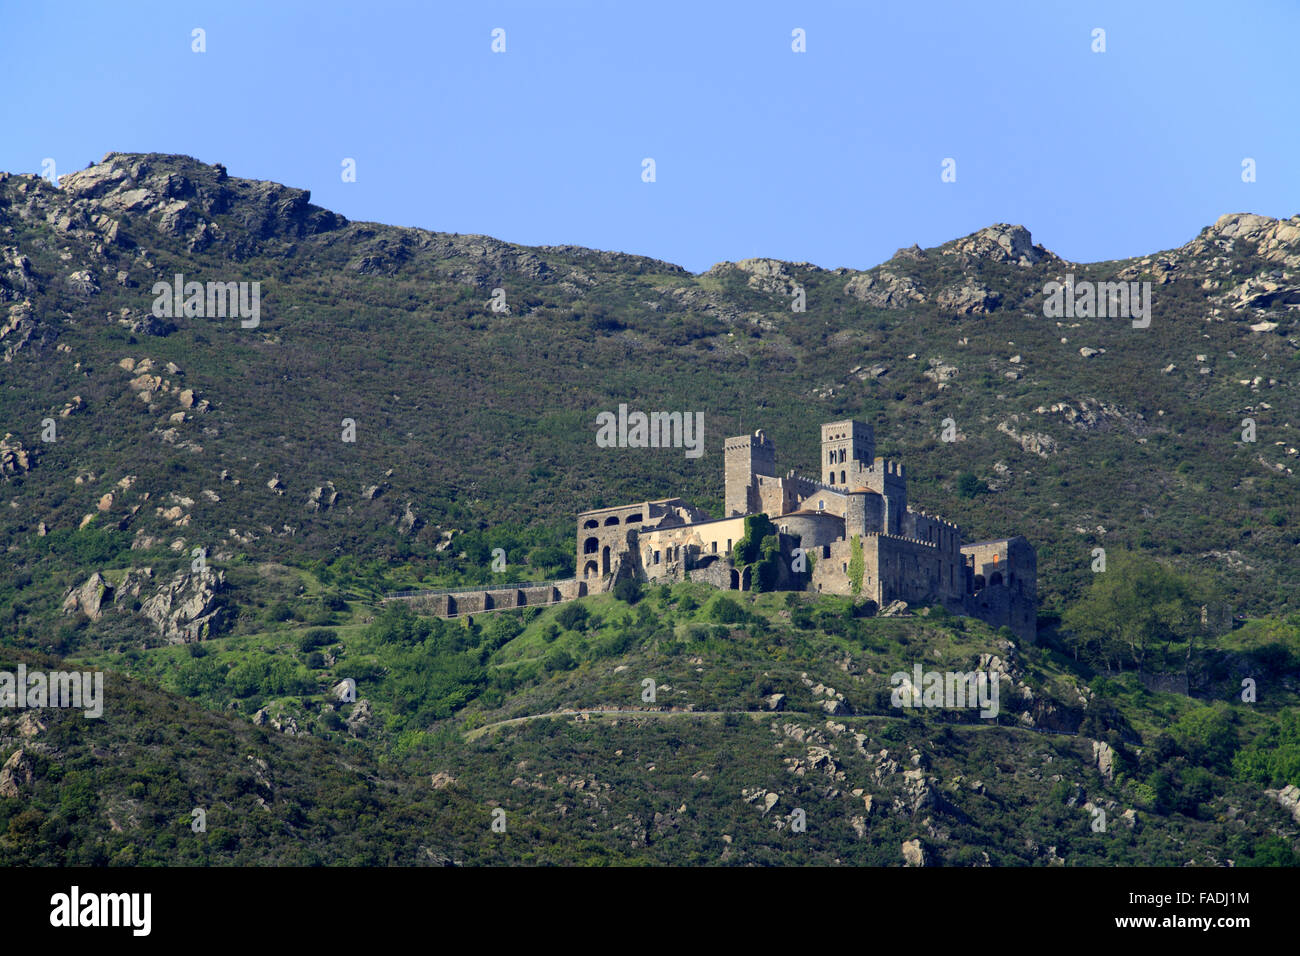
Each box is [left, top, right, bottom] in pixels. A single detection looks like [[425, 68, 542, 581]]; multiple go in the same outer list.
[[3, 1, 1296, 273]]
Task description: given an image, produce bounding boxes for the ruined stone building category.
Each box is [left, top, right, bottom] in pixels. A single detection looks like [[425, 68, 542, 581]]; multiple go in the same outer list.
[[576, 420, 1037, 640]]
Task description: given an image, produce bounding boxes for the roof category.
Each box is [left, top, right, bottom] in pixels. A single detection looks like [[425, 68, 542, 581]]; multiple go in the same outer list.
[[848, 486, 880, 495], [782, 509, 843, 518]]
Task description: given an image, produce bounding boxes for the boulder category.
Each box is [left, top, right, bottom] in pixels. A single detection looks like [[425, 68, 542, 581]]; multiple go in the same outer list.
[[62, 572, 111, 620], [1267, 784, 1300, 824], [0, 433, 37, 477], [1092, 740, 1115, 783], [879, 600, 910, 618], [139, 568, 226, 642], [307, 481, 339, 512], [936, 282, 1001, 314], [843, 270, 926, 308], [901, 839, 927, 867], [0, 749, 36, 797], [345, 699, 373, 737]]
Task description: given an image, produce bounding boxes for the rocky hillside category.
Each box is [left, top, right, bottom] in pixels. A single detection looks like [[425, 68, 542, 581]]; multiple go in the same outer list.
[[1, 153, 1298, 867], [2, 153, 1296, 642]]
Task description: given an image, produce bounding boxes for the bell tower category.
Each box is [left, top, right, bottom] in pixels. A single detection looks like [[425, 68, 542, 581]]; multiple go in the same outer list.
[[820, 420, 874, 487]]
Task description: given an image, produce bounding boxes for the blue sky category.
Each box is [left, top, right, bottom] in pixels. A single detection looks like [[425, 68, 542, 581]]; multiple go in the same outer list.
[[3, 1, 1296, 273]]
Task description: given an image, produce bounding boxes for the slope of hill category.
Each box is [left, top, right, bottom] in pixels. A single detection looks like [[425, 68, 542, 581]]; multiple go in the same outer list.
[[1, 153, 1298, 866]]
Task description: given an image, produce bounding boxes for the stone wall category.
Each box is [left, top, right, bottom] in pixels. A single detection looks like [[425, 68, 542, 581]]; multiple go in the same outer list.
[[386, 579, 587, 619]]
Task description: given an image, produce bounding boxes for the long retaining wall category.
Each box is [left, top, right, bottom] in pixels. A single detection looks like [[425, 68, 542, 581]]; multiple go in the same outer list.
[[384, 578, 587, 618]]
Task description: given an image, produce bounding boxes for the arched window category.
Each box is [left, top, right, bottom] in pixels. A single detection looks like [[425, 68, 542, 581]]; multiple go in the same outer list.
[[840, 471, 846, 484], [583, 537, 599, 555], [583, 519, 599, 529], [604, 516, 620, 526]]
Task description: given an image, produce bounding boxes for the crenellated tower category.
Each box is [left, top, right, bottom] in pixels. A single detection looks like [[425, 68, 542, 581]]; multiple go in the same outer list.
[[724, 429, 776, 516], [821, 420, 875, 487]]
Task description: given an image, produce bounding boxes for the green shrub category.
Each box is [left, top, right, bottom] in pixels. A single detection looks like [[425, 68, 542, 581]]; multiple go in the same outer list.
[[555, 603, 589, 632], [707, 595, 746, 624], [614, 577, 643, 604]]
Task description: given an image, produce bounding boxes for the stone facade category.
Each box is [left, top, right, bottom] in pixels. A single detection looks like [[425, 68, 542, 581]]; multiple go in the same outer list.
[[575, 419, 1038, 641]]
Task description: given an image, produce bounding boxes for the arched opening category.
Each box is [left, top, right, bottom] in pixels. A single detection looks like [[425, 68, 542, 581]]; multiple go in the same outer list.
[[602, 546, 611, 575], [583, 560, 599, 578], [626, 513, 642, 524], [604, 516, 620, 526], [583, 519, 599, 529], [517, 590, 527, 606], [741, 566, 752, 591], [729, 568, 740, 590], [583, 537, 599, 555], [446, 595, 457, 616], [989, 571, 1004, 588], [973, 573, 986, 591], [840, 470, 846, 484]]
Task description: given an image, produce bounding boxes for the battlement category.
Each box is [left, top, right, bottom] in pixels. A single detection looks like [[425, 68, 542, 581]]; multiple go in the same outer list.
[[874, 531, 941, 548], [724, 429, 775, 452], [874, 457, 906, 478]]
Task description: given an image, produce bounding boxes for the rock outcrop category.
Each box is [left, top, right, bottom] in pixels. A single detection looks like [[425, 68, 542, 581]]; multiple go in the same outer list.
[[0, 433, 37, 479], [139, 568, 226, 642], [942, 224, 1052, 266], [61, 572, 112, 621], [843, 270, 925, 308], [0, 749, 36, 797]]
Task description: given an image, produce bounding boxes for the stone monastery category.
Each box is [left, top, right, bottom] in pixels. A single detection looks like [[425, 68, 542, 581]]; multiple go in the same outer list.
[[577, 420, 1037, 640]]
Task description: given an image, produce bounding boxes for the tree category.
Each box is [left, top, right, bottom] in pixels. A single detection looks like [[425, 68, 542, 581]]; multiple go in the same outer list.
[[614, 576, 642, 604], [956, 472, 986, 498], [1061, 551, 1203, 672], [555, 602, 588, 632]]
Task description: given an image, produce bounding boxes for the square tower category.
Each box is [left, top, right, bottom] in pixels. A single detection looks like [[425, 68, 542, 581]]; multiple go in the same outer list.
[[820, 420, 874, 486], [724, 429, 776, 516]]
